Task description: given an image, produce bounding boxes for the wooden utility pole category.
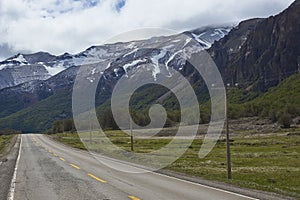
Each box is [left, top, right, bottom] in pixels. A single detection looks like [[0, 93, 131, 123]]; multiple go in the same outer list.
[[225, 85, 232, 180], [225, 105, 232, 179], [89, 110, 92, 145], [130, 117, 134, 152]]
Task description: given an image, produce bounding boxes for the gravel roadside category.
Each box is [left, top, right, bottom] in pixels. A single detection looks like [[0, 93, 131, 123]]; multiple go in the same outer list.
[[0, 135, 21, 200], [157, 169, 296, 200]]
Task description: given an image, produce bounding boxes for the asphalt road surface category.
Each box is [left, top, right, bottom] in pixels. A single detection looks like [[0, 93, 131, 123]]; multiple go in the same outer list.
[[10, 134, 259, 200]]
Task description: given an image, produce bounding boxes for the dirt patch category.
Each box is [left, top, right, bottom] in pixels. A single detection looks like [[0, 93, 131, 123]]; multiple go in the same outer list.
[[0, 135, 18, 159]]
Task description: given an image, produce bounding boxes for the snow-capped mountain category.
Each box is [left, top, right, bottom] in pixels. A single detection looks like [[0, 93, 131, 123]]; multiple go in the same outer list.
[[0, 0, 299, 133], [0, 26, 231, 90]]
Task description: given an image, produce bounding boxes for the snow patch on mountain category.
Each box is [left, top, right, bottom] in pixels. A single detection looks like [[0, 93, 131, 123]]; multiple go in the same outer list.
[[106, 62, 111, 69], [166, 50, 183, 67], [151, 49, 167, 81], [184, 38, 192, 47], [114, 68, 119, 77], [123, 59, 147, 74], [8, 54, 28, 64], [91, 68, 96, 75], [44, 64, 66, 76], [210, 28, 231, 38], [0, 26, 232, 90], [0, 55, 28, 70], [191, 33, 211, 48], [126, 42, 137, 49], [123, 49, 138, 58], [0, 63, 10, 70], [172, 39, 181, 43], [87, 76, 95, 83]]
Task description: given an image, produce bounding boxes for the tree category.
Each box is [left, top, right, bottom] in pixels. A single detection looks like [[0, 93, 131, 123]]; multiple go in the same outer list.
[[63, 119, 74, 132], [52, 121, 63, 133], [279, 113, 292, 128]]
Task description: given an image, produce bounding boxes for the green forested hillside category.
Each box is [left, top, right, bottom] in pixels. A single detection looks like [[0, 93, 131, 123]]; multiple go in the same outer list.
[[0, 89, 72, 132], [0, 74, 298, 133], [227, 74, 300, 120]]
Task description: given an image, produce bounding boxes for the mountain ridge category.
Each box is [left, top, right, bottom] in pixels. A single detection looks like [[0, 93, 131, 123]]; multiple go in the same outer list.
[[0, 26, 232, 90], [0, 1, 299, 132], [0, 26, 232, 120]]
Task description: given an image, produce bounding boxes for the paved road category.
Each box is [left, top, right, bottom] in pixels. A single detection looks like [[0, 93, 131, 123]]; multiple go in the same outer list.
[[12, 134, 258, 200]]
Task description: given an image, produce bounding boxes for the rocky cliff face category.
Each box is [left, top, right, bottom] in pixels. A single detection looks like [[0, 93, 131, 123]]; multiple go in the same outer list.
[[0, 1, 299, 132], [210, 0, 300, 91], [209, 18, 264, 76]]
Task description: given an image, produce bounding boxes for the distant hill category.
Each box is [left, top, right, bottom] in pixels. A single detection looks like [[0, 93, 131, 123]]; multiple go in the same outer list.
[[0, 1, 299, 132]]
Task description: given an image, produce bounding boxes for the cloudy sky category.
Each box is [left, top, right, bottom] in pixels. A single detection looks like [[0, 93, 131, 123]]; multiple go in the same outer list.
[[0, 0, 294, 60]]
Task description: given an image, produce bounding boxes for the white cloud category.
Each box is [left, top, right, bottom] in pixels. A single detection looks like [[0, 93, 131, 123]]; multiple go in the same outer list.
[[0, 0, 295, 59]]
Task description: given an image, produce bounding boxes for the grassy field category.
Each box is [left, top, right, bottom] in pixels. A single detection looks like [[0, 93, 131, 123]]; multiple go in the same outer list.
[[0, 134, 15, 156], [50, 128, 300, 198]]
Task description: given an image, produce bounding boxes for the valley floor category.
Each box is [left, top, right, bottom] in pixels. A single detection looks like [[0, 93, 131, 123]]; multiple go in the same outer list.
[[49, 119, 300, 199]]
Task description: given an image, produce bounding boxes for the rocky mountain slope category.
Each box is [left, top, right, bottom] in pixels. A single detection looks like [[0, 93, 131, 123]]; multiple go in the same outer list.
[[0, 1, 299, 132], [0, 27, 231, 122], [210, 0, 300, 91], [0, 27, 230, 90]]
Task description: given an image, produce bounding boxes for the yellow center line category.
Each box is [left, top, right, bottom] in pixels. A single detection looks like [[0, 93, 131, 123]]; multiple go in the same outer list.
[[59, 157, 66, 162], [128, 196, 141, 200], [70, 164, 81, 170], [53, 153, 58, 157], [87, 173, 106, 183]]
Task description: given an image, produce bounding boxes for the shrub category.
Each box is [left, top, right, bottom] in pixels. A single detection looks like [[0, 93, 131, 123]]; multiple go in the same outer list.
[[279, 113, 292, 128]]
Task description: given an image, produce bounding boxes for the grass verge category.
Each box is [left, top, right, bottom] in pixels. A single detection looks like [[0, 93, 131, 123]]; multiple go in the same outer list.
[[0, 134, 15, 156], [49, 128, 300, 199]]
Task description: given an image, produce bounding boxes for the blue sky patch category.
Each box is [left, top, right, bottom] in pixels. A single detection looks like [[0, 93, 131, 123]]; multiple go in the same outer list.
[[115, 0, 126, 12]]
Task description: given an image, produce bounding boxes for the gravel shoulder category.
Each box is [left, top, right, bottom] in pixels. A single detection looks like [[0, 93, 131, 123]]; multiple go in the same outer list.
[[0, 135, 21, 200], [157, 169, 296, 200], [49, 133, 297, 200]]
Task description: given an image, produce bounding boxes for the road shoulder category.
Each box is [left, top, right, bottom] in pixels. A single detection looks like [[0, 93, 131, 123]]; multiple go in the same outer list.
[[156, 169, 295, 200], [0, 135, 21, 200], [46, 134, 295, 200]]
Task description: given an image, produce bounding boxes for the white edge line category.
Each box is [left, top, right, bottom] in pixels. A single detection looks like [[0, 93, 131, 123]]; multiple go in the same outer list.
[[7, 135, 22, 200], [96, 154, 258, 200], [149, 171, 259, 200], [43, 134, 258, 200]]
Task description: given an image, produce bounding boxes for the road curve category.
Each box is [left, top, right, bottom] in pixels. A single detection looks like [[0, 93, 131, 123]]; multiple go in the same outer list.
[[12, 134, 258, 200]]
